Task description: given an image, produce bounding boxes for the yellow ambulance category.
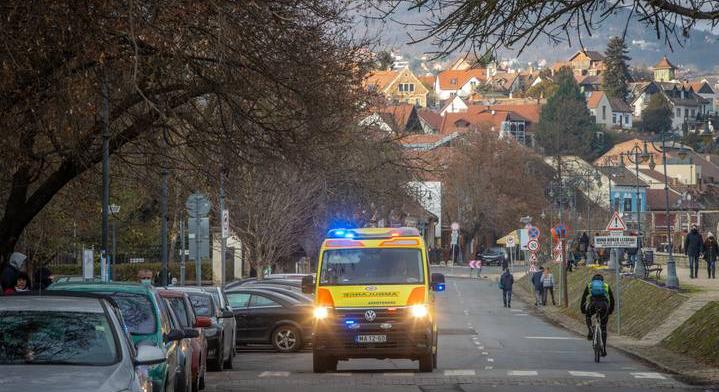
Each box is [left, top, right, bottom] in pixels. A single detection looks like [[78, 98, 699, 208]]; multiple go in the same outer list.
[[302, 227, 446, 373]]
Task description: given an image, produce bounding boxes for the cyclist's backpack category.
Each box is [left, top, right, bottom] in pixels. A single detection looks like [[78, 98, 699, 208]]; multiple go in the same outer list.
[[590, 280, 606, 297]]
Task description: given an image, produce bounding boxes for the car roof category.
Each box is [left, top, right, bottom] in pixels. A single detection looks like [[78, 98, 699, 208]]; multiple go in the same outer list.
[[226, 287, 301, 305], [49, 281, 152, 295], [0, 295, 106, 313], [157, 289, 187, 298]]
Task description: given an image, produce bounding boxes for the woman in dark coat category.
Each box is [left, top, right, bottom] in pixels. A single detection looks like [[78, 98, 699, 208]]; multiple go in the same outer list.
[[703, 232, 718, 279]]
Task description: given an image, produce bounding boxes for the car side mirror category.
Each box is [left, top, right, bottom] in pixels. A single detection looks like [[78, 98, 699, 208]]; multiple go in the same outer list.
[[134, 345, 166, 366], [301, 275, 314, 294], [430, 273, 446, 292], [164, 329, 185, 342], [194, 316, 212, 328], [184, 329, 200, 339], [221, 310, 234, 318]]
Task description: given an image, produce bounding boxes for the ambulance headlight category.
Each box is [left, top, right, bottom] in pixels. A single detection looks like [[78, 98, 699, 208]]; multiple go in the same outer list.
[[313, 306, 330, 319], [410, 304, 429, 318]]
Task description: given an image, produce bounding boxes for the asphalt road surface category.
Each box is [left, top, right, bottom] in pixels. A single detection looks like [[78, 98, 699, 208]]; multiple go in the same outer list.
[[206, 277, 706, 392]]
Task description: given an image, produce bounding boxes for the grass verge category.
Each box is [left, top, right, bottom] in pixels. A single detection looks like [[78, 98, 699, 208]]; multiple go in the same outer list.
[[663, 301, 719, 367]]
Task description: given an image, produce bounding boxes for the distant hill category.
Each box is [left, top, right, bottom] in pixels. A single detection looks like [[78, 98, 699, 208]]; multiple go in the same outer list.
[[359, 7, 719, 73]]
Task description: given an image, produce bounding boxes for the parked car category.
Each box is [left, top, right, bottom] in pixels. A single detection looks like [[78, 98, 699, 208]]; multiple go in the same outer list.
[[159, 295, 195, 392], [239, 278, 302, 290], [0, 292, 165, 392], [478, 247, 507, 266], [230, 284, 312, 303], [49, 282, 190, 392], [159, 290, 210, 392], [226, 288, 313, 352], [169, 288, 235, 371]]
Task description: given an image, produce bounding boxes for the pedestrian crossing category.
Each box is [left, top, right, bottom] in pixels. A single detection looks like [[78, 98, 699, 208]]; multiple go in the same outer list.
[[252, 369, 669, 380]]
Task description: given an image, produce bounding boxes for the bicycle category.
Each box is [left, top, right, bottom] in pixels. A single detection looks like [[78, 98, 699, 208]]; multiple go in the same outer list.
[[591, 312, 603, 363]]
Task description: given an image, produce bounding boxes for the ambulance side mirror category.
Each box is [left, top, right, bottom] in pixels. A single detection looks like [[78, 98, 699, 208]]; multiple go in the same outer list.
[[301, 275, 315, 294], [431, 273, 445, 292]]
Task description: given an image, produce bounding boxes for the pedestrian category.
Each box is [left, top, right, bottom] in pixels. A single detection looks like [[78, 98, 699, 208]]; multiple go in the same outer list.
[[138, 269, 154, 285], [684, 224, 704, 279], [586, 243, 596, 265], [626, 235, 638, 269], [703, 232, 718, 279], [1, 252, 27, 295], [32, 266, 54, 290], [541, 268, 556, 305], [499, 268, 514, 308], [579, 232, 589, 261], [15, 272, 30, 293], [532, 266, 544, 306]]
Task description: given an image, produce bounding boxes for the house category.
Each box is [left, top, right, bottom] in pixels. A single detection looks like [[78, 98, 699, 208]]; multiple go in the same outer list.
[[567, 49, 606, 76], [576, 75, 602, 93], [597, 166, 648, 226], [653, 56, 677, 82], [438, 102, 541, 145], [435, 69, 488, 100], [365, 67, 430, 107], [586, 91, 633, 129], [486, 72, 521, 96], [439, 95, 469, 116], [360, 104, 423, 134], [417, 109, 443, 134], [631, 81, 710, 130], [681, 80, 716, 114]]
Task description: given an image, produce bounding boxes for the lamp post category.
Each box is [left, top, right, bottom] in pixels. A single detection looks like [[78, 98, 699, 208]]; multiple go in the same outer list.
[[622, 143, 650, 276], [647, 135, 688, 289]]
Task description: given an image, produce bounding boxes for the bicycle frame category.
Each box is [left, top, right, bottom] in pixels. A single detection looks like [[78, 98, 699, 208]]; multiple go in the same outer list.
[[592, 313, 603, 363]]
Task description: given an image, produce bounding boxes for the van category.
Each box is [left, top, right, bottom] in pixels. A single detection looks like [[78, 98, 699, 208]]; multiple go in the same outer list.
[[302, 227, 445, 373]]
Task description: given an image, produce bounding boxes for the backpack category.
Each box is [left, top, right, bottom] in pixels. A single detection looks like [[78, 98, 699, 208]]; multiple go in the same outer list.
[[590, 280, 606, 297]]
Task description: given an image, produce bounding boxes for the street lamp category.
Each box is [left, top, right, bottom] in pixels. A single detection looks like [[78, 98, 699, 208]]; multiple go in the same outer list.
[[622, 142, 650, 277], [109, 203, 120, 281]]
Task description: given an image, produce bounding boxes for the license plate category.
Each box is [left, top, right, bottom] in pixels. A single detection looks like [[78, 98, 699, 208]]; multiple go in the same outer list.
[[355, 335, 387, 343]]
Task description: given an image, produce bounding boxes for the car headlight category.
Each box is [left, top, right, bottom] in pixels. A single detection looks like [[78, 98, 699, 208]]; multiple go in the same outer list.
[[410, 304, 429, 318], [313, 306, 330, 319], [134, 365, 153, 392]]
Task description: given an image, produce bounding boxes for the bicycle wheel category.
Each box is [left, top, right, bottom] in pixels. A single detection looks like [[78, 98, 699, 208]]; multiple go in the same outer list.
[[593, 326, 602, 363]]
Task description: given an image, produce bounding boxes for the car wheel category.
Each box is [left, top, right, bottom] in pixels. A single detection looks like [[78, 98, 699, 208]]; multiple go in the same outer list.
[[272, 325, 302, 353], [209, 343, 224, 371], [198, 374, 205, 391]]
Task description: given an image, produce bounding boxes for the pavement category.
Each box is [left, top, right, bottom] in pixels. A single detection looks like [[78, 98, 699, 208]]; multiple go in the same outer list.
[[205, 277, 712, 392]]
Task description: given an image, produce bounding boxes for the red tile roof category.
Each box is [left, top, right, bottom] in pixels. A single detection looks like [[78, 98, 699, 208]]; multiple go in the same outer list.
[[437, 69, 487, 90], [398, 133, 445, 145], [417, 109, 443, 132], [418, 75, 436, 91], [439, 110, 508, 134], [365, 71, 398, 91], [586, 91, 605, 109]]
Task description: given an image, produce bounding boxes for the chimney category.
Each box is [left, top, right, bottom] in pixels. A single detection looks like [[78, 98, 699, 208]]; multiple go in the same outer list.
[[491, 110, 496, 115]]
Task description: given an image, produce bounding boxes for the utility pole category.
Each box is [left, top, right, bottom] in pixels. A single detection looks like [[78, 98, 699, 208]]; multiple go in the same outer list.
[[101, 72, 110, 281], [220, 169, 227, 287], [558, 156, 568, 307], [160, 163, 169, 287], [180, 212, 186, 286]]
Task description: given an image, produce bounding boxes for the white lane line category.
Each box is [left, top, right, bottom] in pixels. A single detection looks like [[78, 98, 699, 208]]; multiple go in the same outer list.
[[525, 336, 582, 340], [444, 369, 476, 376], [508, 370, 538, 376], [463, 309, 470, 315], [484, 366, 494, 370], [383, 373, 415, 377], [481, 351, 488, 355], [514, 313, 528, 316], [259, 371, 290, 377], [631, 372, 666, 379], [487, 358, 494, 362], [478, 346, 485, 349], [510, 309, 523, 312], [569, 371, 605, 378], [326, 373, 352, 376]]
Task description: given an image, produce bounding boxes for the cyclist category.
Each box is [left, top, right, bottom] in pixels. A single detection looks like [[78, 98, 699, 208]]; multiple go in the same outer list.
[[580, 274, 615, 357]]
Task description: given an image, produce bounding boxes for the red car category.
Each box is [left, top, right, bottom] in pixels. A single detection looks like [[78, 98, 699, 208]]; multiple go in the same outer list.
[[159, 289, 211, 392]]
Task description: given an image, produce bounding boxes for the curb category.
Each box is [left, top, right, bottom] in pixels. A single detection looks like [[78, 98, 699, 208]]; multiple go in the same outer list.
[[513, 285, 719, 387]]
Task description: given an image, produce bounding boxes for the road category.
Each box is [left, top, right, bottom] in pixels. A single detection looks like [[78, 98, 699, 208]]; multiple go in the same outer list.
[[206, 277, 702, 392]]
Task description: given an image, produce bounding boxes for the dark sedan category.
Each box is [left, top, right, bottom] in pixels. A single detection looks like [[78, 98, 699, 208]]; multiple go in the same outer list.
[[226, 288, 313, 353], [478, 247, 507, 266]]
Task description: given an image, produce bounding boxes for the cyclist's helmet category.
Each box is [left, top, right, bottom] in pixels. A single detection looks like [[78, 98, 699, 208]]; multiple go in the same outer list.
[[592, 274, 604, 281]]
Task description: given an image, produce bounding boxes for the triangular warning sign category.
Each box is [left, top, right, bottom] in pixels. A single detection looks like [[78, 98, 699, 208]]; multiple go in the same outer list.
[[529, 253, 538, 262], [606, 211, 627, 231]]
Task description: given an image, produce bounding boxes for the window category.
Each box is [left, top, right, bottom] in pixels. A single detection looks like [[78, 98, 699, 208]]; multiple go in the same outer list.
[[188, 294, 214, 317], [602, 106, 606, 120], [691, 109, 695, 117], [398, 83, 415, 92], [685, 108, 689, 118], [676, 108, 681, 118], [624, 115, 629, 124], [320, 248, 424, 286], [612, 113, 617, 124], [227, 293, 251, 309], [110, 293, 157, 335], [0, 311, 119, 366], [249, 295, 280, 308], [166, 297, 190, 328], [624, 198, 633, 212]]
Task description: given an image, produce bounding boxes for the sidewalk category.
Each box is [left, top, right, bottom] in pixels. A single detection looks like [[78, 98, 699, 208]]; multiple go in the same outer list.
[[512, 277, 719, 386]]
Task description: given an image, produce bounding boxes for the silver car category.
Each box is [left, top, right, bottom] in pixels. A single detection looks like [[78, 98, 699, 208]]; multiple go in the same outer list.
[[0, 294, 166, 392]]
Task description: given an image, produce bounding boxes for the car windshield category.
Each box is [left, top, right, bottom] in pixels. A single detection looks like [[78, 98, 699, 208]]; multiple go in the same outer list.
[[109, 293, 157, 335], [0, 311, 118, 365], [320, 248, 424, 285], [189, 294, 213, 317]]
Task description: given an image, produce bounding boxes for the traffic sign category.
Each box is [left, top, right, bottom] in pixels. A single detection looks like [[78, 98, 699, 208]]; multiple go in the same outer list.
[[528, 226, 540, 239], [554, 241, 562, 253], [529, 263, 538, 272], [506, 237, 515, 247], [469, 260, 482, 269], [186, 193, 211, 218], [221, 209, 229, 239], [606, 211, 627, 231], [451, 222, 460, 231], [551, 224, 569, 239], [528, 252, 538, 262], [554, 253, 562, 263], [594, 235, 637, 248], [527, 239, 540, 252]]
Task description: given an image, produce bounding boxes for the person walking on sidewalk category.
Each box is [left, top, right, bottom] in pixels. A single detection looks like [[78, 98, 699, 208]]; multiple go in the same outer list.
[[499, 268, 514, 308], [685, 225, 704, 279], [703, 232, 718, 279], [532, 266, 544, 306], [541, 268, 556, 305]]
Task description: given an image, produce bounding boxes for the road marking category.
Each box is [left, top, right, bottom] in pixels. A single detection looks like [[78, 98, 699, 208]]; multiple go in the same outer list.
[[487, 358, 494, 362], [463, 309, 469, 315], [510, 309, 523, 312], [478, 346, 484, 349], [525, 336, 582, 340], [326, 373, 352, 376], [259, 371, 290, 377], [514, 313, 528, 316], [481, 351, 488, 355], [383, 373, 415, 377], [569, 371, 605, 378], [484, 366, 493, 370], [508, 370, 537, 376], [631, 372, 666, 379], [444, 369, 476, 376]]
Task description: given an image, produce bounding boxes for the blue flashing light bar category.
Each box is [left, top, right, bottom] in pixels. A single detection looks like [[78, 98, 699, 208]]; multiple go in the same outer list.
[[434, 283, 446, 292], [345, 320, 356, 325]]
